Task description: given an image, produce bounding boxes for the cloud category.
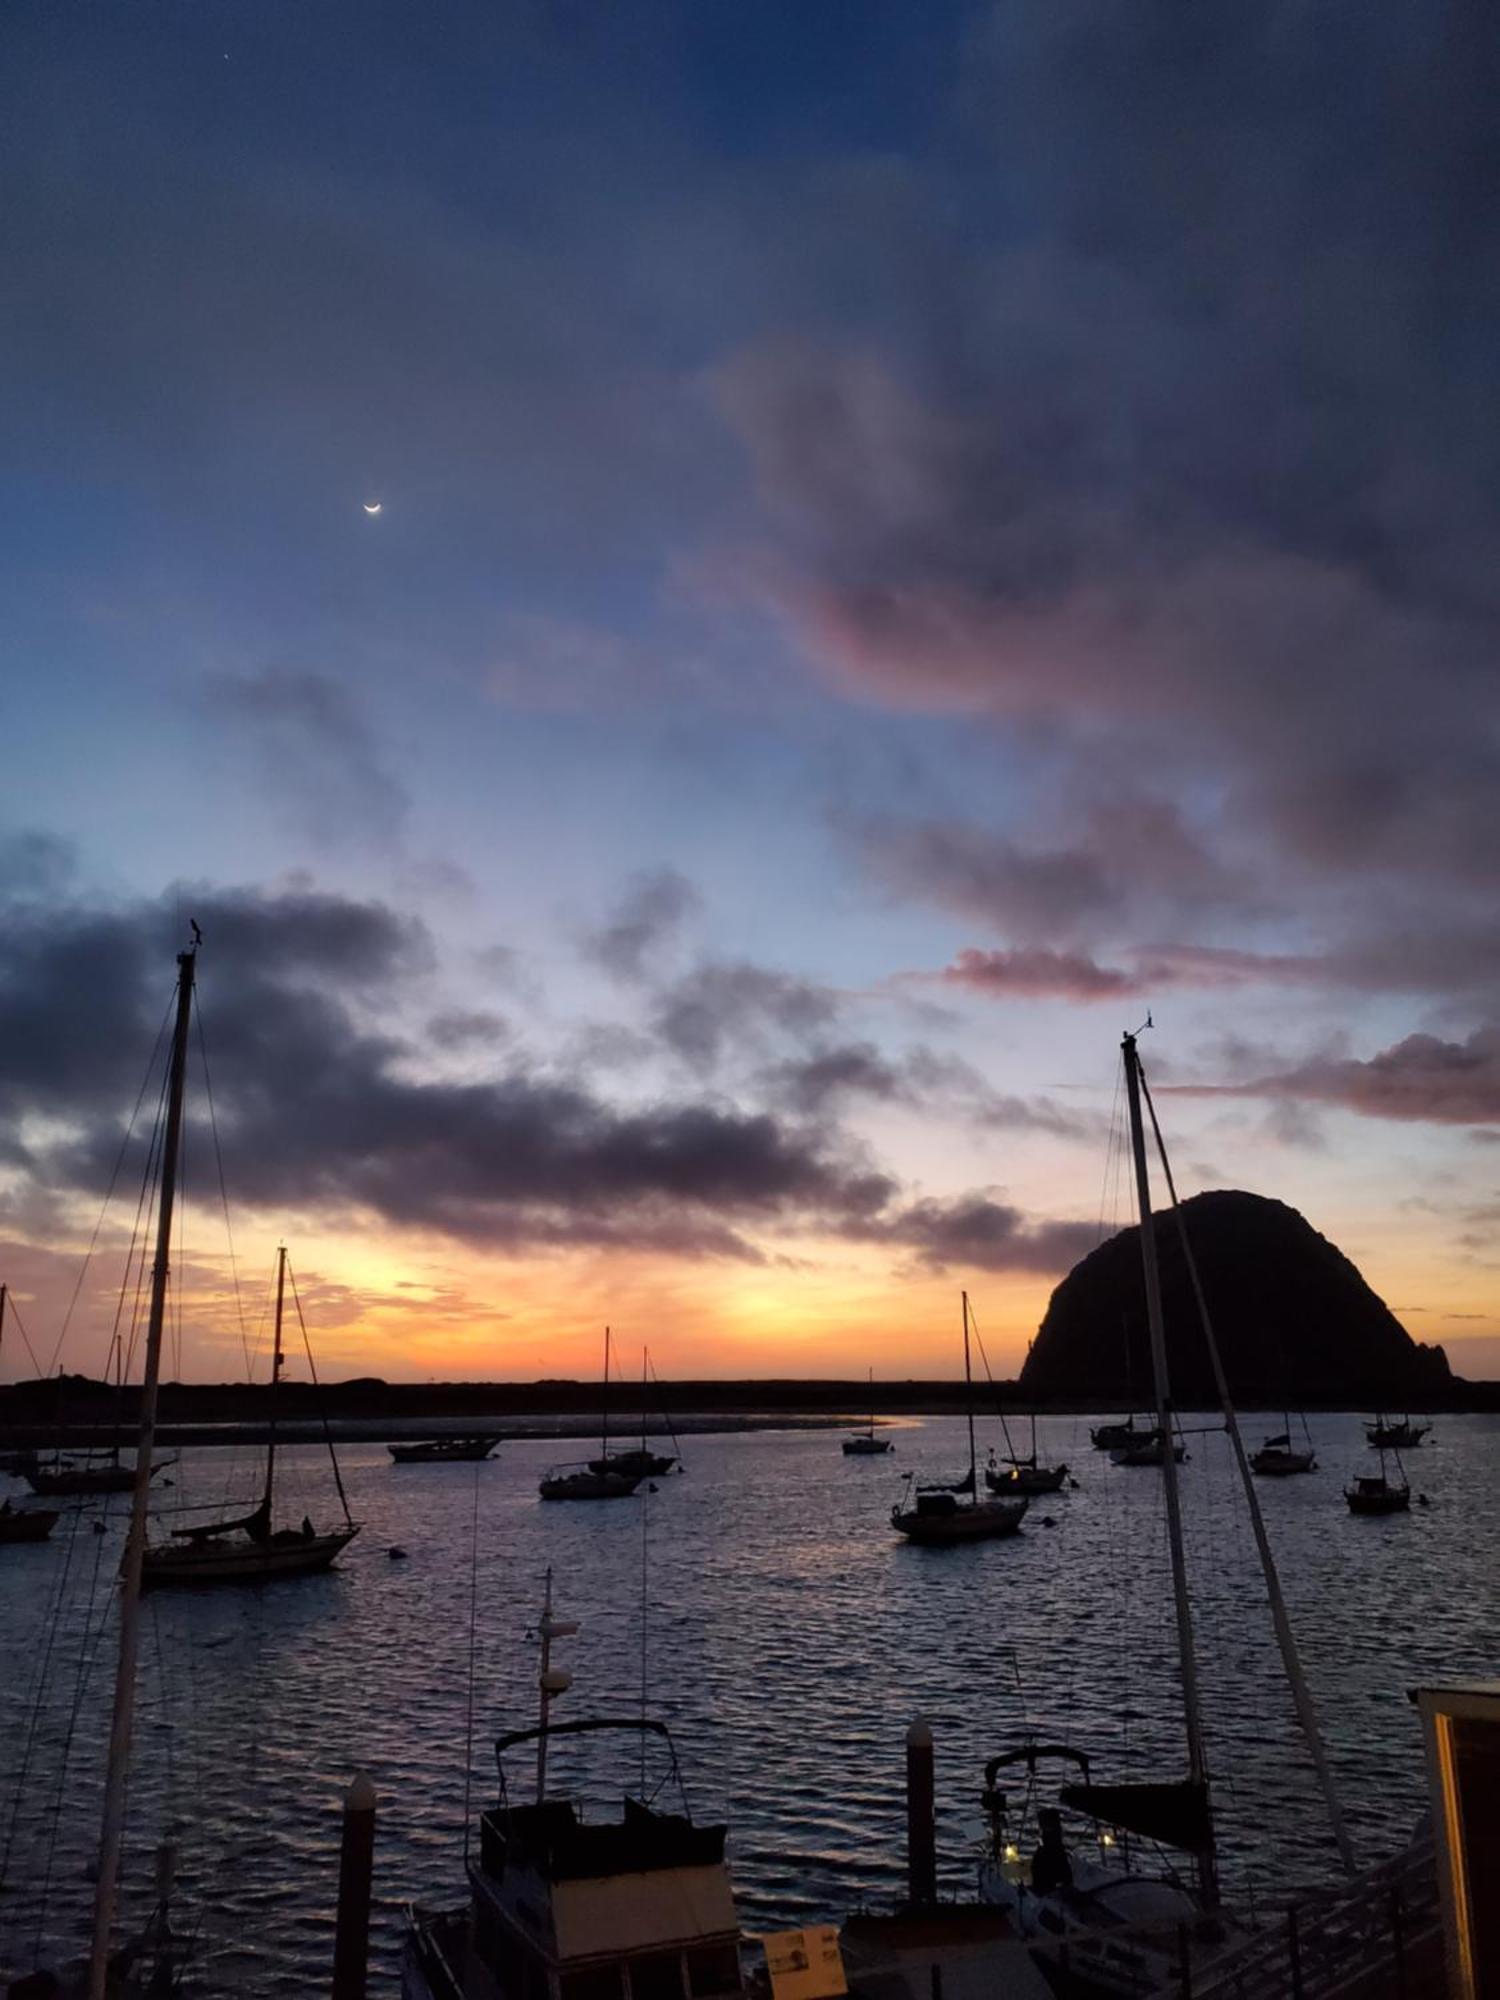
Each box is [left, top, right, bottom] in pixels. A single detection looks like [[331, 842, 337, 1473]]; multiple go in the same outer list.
[[939, 947, 1141, 1002], [710, 4, 1500, 1012], [1176, 1026, 1500, 1128], [853, 1194, 1099, 1275], [652, 960, 839, 1070], [0, 856, 900, 1263], [764, 1038, 1097, 1138], [584, 868, 700, 983], [205, 669, 409, 847]]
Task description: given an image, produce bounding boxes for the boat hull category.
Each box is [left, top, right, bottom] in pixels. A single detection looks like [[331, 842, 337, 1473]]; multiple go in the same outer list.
[[141, 1525, 359, 1586], [24, 1459, 168, 1496], [987, 1464, 1068, 1493], [1110, 1443, 1186, 1467], [1346, 1487, 1410, 1515], [586, 1450, 676, 1477], [539, 1471, 640, 1500], [892, 1498, 1028, 1542], [842, 1437, 893, 1455], [1251, 1450, 1316, 1476], [388, 1438, 499, 1462]]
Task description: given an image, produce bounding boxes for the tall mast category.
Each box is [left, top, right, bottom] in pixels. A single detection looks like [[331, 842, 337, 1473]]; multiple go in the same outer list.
[[1136, 1058, 1355, 1876], [601, 1325, 610, 1459], [868, 1365, 875, 1440], [962, 1291, 977, 1501], [89, 941, 196, 1998], [1121, 1031, 1217, 1907], [534, 1567, 576, 1803], [263, 1244, 287, 1519]]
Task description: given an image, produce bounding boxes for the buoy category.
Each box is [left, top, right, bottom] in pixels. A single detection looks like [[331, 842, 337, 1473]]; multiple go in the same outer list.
[[388, 1545, 408, 1560], [1042, 1516, 1057, 1527]]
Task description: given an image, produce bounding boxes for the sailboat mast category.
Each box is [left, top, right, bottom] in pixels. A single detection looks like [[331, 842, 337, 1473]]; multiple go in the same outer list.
[[1121, 1031, 1217, 1906], [601, 1325, 610, 1458], [263, 1245, 287, 1517], [962, 1292, 977, 1498], [868, 1366, 875, 1440], [89, 942, 196, 1999]]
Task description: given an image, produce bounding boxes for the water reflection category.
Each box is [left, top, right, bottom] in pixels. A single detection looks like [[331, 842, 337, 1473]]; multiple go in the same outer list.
[[1, 1412, 1493, 1992]]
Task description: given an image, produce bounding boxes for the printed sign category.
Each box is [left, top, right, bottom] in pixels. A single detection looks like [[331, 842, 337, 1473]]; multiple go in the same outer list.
[[759, 1927, 847, 2000]]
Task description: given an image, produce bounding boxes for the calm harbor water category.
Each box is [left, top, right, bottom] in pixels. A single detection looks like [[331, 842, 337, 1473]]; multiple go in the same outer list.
[[1, 1411, 1494, 1993]]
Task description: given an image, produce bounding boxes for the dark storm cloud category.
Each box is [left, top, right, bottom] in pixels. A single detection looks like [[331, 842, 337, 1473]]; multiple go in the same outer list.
[[0, 859, 895, 1258], [584, 869, 701, 983], [853, 1195, 1099, 1275], [0, 850, 1103, 1269], [652, 961, 839, 1070], [206, 669, 409, 847], [765, 1039, 1096, 1139]]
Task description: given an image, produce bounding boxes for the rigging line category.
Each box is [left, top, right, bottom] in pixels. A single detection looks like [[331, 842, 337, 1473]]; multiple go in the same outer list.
[[462, 1462, 482, 1866], [45, 989, 175, 1381], [32, 1500, 120, 1961], [0, 1492, 93, 1918], [285, 1258, 353, 1528], [639, 1483, 649, 1798], [645, 1355, 686, 1467], [1136, 1059, 1356, 1878], [3, 1293, 45, 1379], [115, 1051, 171, 1393], [193, 998, 251, 1379]]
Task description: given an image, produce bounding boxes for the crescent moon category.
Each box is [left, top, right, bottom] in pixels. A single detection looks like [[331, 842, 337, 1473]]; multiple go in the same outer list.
[[363, 501, 383, 515]]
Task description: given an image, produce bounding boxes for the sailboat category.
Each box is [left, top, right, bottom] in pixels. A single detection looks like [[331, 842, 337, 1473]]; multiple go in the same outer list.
[[140, 1244, 359, 1586], [1346, 1441, 1411, 1515], [1250, 1411, 1318, 1476], [985, 1408, 1068, 1493], [891, 1294, 1027, 1543], [1366, 1412, 1429, 1449], [976, 1028, 1355, 1993], [23, 1329, 175, 1498], [843, 1368, 894, 1454], [540, 1327, 642, 1499], [587, 1342, 679, 1478]]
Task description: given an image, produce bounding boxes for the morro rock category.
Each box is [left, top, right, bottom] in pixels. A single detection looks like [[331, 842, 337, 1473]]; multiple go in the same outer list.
[[1019, 1190, 1451, 1408]]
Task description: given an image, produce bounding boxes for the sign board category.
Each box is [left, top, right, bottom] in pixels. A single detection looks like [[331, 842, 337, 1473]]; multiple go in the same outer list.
[[758, 1927, 848, 2000]]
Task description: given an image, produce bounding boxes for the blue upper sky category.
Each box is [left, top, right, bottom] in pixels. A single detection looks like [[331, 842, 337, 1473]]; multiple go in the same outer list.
[[3, 0, 1498, 1378]]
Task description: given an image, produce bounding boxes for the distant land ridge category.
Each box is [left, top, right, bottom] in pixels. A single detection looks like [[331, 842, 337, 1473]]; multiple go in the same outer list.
[[1019, 1188, 1452, 1407]]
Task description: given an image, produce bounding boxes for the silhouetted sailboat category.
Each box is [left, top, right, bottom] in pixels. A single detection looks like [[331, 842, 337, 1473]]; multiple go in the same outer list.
[[141, 1245, 359, 1586], [843, 1368, 894, 1455], [891, 1295, 1027, 1543]]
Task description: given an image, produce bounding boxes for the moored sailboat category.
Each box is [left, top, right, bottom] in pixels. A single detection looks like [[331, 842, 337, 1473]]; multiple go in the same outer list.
[[843, 1367, 894, 1454], [1366, 1412, 1429, 1449], [1346, 1442, 1411, 1515], [891, 1294, 1027, 1543], [140, 1244, 359, 1587], [388, 1434, 501, 1463], [541, 1327, 645, 1498], [587, 1341, 679, 1477]]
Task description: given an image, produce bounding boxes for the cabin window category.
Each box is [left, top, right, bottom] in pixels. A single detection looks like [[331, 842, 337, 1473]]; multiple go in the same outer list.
[[561, 1967, 625, 2000], [686, 1945, 741, 1996], [628, 1951, 685, 2000]]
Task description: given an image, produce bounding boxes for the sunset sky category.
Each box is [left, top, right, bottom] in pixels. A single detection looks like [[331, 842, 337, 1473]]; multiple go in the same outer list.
[[2, 2, 1497, 1383]]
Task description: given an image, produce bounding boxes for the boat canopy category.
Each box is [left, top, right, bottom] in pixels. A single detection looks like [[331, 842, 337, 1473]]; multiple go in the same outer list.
[[1058, 1777, 1212, 1854]]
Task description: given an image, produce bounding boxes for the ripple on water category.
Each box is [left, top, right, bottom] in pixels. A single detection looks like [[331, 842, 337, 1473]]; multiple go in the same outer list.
[[1, 1414, 1495, 1990]]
